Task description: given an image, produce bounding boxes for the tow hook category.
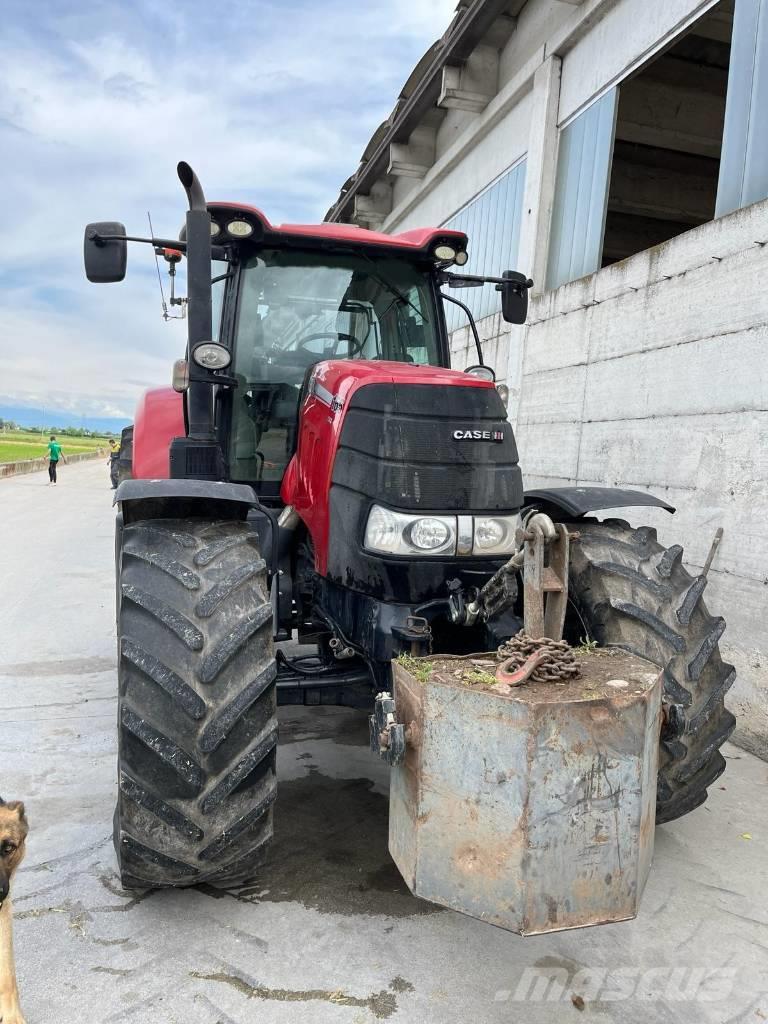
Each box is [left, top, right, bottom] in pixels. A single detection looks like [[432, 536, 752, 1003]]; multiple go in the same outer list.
[[391, 615, 432, 657], [370, 692, 406, 766]]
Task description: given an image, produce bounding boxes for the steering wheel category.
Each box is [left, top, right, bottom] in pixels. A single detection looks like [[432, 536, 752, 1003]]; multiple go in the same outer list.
[[295, 332, 366, 359]]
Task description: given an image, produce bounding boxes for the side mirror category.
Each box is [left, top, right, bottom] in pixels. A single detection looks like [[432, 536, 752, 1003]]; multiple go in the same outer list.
[[499, 271, 533, 324], [83, 222, 127, 283]]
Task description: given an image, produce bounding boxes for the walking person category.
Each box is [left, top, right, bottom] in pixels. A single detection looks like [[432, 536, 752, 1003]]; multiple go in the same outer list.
[[46, 435, 66, 484], [108, 439, 119, 489]]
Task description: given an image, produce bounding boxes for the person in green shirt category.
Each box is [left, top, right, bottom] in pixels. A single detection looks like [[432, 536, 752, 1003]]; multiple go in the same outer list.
[[46, 436, 66, 484]]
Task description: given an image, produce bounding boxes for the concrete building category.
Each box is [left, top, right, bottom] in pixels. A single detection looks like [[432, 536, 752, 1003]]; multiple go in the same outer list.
[[327, 0, 768, 757]]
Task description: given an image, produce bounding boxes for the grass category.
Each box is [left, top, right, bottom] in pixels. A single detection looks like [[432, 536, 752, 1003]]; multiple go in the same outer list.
[[462, 668, 498, 687], [395, 653, 434, 683], [0, 433, 110, 465], [575, 637, 599, 654], [396, 654, 498, 688]]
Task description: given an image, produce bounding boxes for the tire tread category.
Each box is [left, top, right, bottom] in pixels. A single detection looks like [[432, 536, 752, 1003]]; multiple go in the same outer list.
[[568, 521, 735, 823], [116, 518, 277, 888]]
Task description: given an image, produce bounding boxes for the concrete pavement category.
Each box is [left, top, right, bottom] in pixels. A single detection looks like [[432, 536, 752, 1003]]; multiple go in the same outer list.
[[1, 460, 767, 1023]]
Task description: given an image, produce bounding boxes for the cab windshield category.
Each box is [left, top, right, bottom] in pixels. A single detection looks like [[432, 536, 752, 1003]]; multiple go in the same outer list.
[[229, 249, 441, 486]]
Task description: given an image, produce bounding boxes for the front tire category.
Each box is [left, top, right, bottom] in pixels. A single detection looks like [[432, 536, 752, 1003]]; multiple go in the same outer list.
[[116, 518, 277, 887], [567, 520, 736, 823]]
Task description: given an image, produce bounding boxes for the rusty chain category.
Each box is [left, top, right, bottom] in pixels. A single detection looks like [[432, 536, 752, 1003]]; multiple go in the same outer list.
[[495, 631, 581, 684]]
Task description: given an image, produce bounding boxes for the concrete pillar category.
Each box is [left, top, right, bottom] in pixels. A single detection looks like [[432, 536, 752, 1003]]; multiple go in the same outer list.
[[504, 55, 562, 423], [518, 55, 562, 294]]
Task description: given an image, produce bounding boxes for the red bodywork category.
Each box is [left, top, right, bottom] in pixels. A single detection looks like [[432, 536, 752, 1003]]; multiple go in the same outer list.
[[132, 386, 184, 479], [281, 361, 495, 574], [208, 202, 468, 255]]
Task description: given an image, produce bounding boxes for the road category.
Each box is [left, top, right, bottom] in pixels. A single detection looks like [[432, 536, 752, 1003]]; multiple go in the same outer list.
[[1, 460, 767, 1023]]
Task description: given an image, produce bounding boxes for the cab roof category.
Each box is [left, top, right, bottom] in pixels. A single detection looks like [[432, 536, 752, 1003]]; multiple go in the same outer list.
[[208, 202, 468, 255]]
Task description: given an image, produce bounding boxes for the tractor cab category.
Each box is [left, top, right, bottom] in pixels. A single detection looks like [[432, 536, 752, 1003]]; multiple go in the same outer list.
[[225, 242, 445, 490]]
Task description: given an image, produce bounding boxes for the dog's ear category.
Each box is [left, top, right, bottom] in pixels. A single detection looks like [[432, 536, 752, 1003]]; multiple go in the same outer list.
[[5, 801, 26, 823]]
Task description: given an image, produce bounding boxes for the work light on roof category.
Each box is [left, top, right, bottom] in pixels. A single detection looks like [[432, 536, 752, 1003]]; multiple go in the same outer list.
[[434, 243, 457, 261], [455, 250, 469, 266], [227, 219, 254, 238]]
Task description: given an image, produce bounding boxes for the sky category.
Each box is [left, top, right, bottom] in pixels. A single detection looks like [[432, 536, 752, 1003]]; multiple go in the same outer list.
[[0, 0, 456, 423]]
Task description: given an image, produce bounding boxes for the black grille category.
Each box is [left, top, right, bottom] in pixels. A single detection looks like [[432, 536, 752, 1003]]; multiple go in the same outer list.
[[169, 439, 224, 481], [332, 382, 522, 512]]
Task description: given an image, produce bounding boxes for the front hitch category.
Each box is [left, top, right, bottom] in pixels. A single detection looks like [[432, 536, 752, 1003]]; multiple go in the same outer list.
[[450, 511, 573, 641], [370, 692, 406, 766]]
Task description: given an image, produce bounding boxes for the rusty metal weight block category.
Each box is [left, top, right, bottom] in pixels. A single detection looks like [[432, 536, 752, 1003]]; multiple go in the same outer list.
[[389, 653, 662, 934]]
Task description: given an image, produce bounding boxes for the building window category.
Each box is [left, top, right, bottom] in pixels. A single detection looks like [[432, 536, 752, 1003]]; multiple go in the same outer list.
[[546, 89, 618, 291], [602, 0, 734, 267], [717, 0, 768, 215], [443, 158, 527, 329], [546, 0, 768, 288]]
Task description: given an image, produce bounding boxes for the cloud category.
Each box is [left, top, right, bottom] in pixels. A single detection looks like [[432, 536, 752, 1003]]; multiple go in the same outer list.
[[0, 0, 455, 421]]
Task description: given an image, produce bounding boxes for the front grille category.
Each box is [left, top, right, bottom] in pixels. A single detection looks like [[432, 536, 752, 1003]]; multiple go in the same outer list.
[[332, 382, 522, 511]]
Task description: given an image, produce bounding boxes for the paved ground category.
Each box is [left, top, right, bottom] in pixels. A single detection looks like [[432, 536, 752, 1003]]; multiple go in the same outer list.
[[1, 460, 767, 1024]]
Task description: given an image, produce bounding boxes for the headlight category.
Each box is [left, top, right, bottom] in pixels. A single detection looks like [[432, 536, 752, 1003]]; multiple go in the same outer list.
[[364, 505, 456, 556], [227, 219, 254, 238], [192, 342, 231, 370], [472, 514, 520, 556], [364, 506, 520, 558], [407, 517, 451, 550], [465, 364, 496, 382]]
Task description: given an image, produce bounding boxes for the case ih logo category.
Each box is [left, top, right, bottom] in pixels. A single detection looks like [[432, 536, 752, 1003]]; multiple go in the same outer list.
[[453, 428, 504, 441]]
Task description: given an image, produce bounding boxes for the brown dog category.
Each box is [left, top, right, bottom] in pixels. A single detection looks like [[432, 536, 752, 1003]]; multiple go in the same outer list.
[[0, 798, 28, 1024]]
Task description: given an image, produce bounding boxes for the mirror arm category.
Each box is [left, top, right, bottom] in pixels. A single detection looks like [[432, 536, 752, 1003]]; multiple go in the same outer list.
[[87, 231, 227, 261], [440, 270, 534, 290], [89, 230, 183, 249], [440, 291, 484, 366]]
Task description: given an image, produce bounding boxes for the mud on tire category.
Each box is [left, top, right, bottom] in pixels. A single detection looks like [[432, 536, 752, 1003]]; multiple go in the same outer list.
[[116, 518, 276, 887], [567, 520, 736, 823]]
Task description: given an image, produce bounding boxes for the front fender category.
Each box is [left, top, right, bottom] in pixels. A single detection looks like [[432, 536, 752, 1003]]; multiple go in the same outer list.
[[115, 478, 259, 524], [523, 486, 675, 518]]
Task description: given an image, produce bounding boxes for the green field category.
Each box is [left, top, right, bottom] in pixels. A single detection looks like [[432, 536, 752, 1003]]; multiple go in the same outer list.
[[0, 432, 110, 465]]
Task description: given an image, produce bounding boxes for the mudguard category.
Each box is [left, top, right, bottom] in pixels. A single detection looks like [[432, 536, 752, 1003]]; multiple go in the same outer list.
[[523, 486, 675, 518], [115, 478, 259, 524]]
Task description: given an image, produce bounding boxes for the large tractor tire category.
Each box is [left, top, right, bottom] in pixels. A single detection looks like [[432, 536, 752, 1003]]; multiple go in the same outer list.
[[567, 520, 736, 823], [115, 518, 277, 888]]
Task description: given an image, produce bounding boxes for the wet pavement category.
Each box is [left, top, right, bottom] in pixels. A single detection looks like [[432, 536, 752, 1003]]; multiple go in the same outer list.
[[1, 461, 767, 1023]]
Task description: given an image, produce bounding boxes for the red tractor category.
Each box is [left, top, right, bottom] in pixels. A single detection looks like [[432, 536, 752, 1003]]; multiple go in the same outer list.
[[84, 163, 734, 889]]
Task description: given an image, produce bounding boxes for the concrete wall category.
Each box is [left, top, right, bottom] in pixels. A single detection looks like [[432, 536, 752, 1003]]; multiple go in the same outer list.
[[446, 202, 768, 760], [0, 448, 107, 479], [514, 197, 768, 759]]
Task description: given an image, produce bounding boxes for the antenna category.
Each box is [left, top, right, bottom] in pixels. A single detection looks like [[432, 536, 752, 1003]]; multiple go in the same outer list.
[[148, 212, 186, 320], [148, 211, 170, 321]]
